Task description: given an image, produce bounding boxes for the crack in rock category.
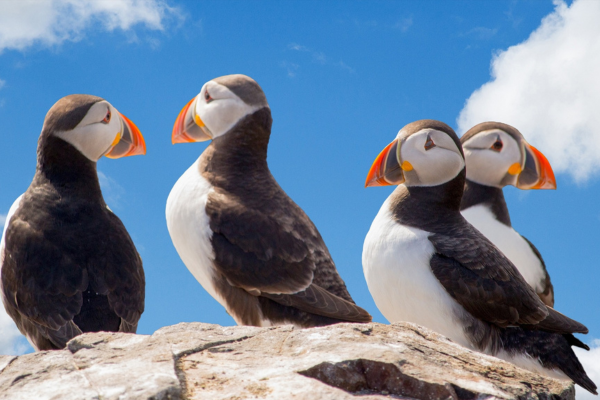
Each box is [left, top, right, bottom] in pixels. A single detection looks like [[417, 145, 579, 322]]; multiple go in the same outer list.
[[298, 359, 471, 399]]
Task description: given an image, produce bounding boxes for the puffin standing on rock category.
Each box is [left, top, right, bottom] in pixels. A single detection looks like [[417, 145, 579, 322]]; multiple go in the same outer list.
[[460, 122, 555, 306], [167, 74, 371, 327], [362, 119, 596, 394], [0, 94, 146, 351]]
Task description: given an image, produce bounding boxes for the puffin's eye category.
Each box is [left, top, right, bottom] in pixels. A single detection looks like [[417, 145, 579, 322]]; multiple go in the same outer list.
[[424, 135, 436, 151], [102, 109, 111, 124], [205, 90, 213, 103], [491, 138, 503, 152]]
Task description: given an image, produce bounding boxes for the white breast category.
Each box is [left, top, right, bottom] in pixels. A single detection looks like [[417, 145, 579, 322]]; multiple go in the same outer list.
[[0, 195, 24, 284], [461, 204, 546, 293], [495, 350, 568, 381], [0, 195, 29, 350], [166, 158, 225, 307], [362, 195, 472, 349]]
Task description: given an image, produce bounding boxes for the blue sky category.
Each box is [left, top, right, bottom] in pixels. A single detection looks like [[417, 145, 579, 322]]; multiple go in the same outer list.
[[0, 1, 599, 394]]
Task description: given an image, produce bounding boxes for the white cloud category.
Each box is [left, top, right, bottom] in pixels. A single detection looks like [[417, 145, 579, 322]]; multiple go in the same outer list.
[[575, 339, 600, 400], [0, 79, 5, 90], [0, 308, 30, 356], [0, 214, 6, 229], [457, 0, 600, 183], [0, 0, 182, 53]]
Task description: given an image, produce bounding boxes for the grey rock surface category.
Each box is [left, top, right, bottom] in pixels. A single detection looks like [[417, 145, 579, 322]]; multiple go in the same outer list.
[[0, 322, 574, 400]]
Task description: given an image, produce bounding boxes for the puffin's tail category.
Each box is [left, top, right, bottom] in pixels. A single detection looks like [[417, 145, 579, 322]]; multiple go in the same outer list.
[[500, 328, 597, 395]]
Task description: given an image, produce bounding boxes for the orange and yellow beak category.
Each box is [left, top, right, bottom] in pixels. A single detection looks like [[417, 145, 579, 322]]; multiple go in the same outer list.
[[515, 142, 557, 190], [365, 139, 406, 187], [172, 96, 212, 144], [105, 112, 146, 159]]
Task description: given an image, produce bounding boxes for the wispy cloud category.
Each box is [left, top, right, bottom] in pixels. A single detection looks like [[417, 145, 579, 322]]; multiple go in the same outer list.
[[0, 214, 6, 229], [0, 0, 184, 53], [575, 339, 600, 400], [288, 43, 308, 52], [457, 0, 600, 183], [462, 26, 498, 40], [0, 79, 5, 91], [339, 16, 413, 33], [504, 0, 524, 29], [98, 171, 125, 210], [393, 17, 413, 33], [283, 43, 355, 77], [353, 19, 378, 29], [280, 61, 299, 78]]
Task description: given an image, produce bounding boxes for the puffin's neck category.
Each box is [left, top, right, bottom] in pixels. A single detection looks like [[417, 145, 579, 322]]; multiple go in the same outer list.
[[35, 135, 103, 201], [461, 179, 511, 227], [200, 107, 273, 189], [390, 169, 466, 233]]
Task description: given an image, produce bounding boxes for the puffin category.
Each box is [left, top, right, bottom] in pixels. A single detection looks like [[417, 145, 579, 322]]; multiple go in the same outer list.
[[167, 74, 371, 327], [460, 122, 555, 306], [362, 119, 596, 394], [0, 94, 146, 351]]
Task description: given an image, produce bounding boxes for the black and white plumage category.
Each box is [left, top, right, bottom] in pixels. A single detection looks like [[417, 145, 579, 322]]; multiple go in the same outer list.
[[0, 94, 146, 351], [362, 119, 596, 394], [460, 122, 555, 306], [167, 74, 371, 327]]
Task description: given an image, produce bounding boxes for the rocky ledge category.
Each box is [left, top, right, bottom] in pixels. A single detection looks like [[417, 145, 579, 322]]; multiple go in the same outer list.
[[0, 322, 573, 400]]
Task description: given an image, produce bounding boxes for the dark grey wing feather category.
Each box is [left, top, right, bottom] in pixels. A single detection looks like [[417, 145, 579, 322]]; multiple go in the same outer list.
[[428, 222, 586, 334], [206, 188, 370, 322], [2, 209, 88, 331], [207, 190, 324, 294], [526, 307, 588, 334], [262, 284, 372, 322], [1, 194, 144, 349], [520, 234, 554, 307], [92, 209, 145, 330], [41, 320, 83, 349], [118, 319, 139, 333]]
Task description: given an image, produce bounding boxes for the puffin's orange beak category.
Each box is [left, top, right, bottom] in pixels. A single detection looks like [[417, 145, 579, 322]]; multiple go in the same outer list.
[[105, 112, 146, 159], [365, 139, 405, 187], [172, 97, 212, 144], [516, 142, 557, 190]]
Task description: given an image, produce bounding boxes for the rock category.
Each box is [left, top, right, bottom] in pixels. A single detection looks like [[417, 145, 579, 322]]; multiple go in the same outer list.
[[0, 322, 574, 400]]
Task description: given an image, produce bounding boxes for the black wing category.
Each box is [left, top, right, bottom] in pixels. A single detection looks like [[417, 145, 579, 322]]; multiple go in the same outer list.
[[428, 220, 585, 333], [262, 284, 372, 322], [520, 234, 554, 307], [1, 192, 144, 349], [206, 188, 371, 322], [91, 209, 145, 332], [2, 202, 88, 348]]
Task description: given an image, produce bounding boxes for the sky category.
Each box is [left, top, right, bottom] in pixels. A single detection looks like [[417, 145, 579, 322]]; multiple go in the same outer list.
[[0, 0, 598, 396]]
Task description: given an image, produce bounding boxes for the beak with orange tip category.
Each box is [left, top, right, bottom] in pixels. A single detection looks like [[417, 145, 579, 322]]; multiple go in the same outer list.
[[105, 112, 146, 159], [172, 96, 213, 144], [514, 142, 556, 190], [365, 139, 406, 187]]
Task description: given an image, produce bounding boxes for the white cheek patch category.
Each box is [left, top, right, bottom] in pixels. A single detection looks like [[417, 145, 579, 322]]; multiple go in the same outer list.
[[462, 130, 521, 187], [54, 102, 121, 162], [400, 129, 465, 187], [195, 82, 264, 139]]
